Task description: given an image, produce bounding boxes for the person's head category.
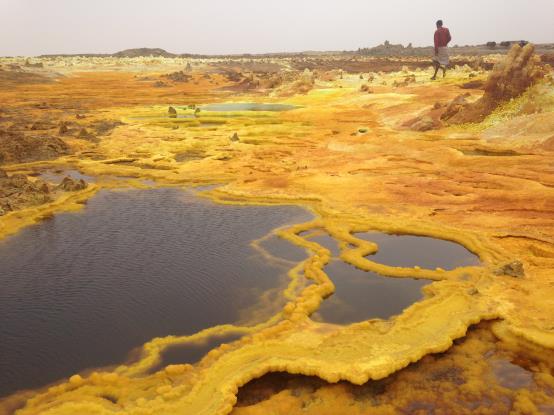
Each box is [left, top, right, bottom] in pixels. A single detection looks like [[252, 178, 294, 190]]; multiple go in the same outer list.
[[436, 20, 443, 28]]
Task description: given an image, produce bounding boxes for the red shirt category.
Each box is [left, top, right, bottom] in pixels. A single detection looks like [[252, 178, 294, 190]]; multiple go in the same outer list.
[[434, 27, 452, 52]]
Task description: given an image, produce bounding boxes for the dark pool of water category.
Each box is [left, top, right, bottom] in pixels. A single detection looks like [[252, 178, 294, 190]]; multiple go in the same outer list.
[[356, 232, 479, 270], [201, 103, 298, 112], [148, 333, 244, 374], [305, 233, 341, 257], [304, 231, 479, 324], [302, 231, 478, 270], [312, 260, 430, 324], [0, 188, 312, 397], [258, 235, 309, 263]]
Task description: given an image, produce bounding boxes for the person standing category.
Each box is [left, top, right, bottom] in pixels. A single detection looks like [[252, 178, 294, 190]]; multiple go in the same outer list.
[[432, 20, 452, 80]]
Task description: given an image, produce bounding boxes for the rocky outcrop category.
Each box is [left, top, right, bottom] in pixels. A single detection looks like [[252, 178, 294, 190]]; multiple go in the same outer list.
[[0, 130, 70, 164], [358, 41, 412, 57], [460, 79, 485, 89], [276, 69, 315, 96], [30, 121, 56, 131], [56, 119, 120, 141], [0, 170, 51, 215], [393, 74, 416, 88], [444, 44, 545, 124], [440, 93, 471, 121], [58, 122, 69, 135], [113, 48, 176, 58], [162, 71, 191, 83], [57, 176, 87, 192], [259, 74, 284, 90], [89, 120, 123, 136], [0, 68, 51, 85], [494, 261, 525, 278], [406, 116, 435, 132]]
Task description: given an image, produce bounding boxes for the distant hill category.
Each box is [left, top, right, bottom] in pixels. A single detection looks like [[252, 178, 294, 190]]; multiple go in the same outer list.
[[31, 43, 554, 59], [112, 48, 176, 58]]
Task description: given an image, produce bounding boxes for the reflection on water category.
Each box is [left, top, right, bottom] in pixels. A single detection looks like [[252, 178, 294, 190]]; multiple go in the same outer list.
[[149, 333, 244, 374], [259, 234, 309, 263], [201, 103, 299, 112], [306, 233, 341, 257], [0, 188, 311, 397], [313, 260, 430, 324], [307, 230, 479, 324], [356, 232, 479, 270]]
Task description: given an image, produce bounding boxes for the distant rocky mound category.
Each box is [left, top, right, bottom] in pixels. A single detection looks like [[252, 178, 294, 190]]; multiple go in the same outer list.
[[113, 48, 176, 58], [443, 43, 545, 124], [358, 41, 430, 57], [275, 68, 314, 96], [162, 70, 192, 82]]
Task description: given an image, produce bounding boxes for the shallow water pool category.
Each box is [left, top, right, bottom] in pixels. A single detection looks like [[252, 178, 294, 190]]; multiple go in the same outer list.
[[307, 230, 479, 324], [0, 188, 311, 396], [201, 103, 299, 112]]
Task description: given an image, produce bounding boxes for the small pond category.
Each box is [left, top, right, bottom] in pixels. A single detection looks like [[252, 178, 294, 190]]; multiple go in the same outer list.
[[0, 188, 312, 397], [201, 103, 299, 112], [355, 232, 479, 270], [306, 231, 479, 324]]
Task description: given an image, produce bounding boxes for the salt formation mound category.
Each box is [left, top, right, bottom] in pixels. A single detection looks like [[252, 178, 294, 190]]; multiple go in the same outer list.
[[444, 44, 545, 124], [57, 176, 88, 192], [0, 130, 69, 163], [0, 171, 51, 215], [277, 69, 315, 96]]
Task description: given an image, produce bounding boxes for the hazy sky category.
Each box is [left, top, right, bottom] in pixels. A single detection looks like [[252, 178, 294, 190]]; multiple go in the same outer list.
[[1, 0, 554, 56]]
